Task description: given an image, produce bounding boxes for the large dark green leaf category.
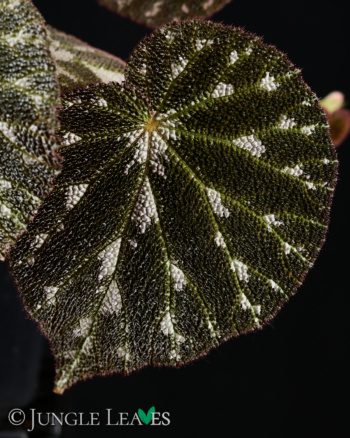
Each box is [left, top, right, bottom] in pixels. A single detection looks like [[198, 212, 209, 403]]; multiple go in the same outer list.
[[10, 21, 337, 393], [48, 26, 125, 92], [98, 0, 232, 27], [0, 0, 60, 259]]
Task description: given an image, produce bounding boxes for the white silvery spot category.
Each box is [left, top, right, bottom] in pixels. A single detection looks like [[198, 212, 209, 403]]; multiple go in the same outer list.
[[7, 0, 23, 10], [62, 132, 82, 146], [171, 56, 188, 78], [28, 124, 39, 134], [117, 346, 130, 361], [176, 333, 185, 343], [160, 110, 177, 124], [23, 154, 48, 169], [214, 231, 226, 248], [132, 178, 159, 234], [27, 257, 35, 267], [98, 238, 122, 281], [50, 38, 64, 50], [268, 279, 284, 293], [31, 94, 44, 107], [0, 179, 12, 190], [51, 48, 74, 62], [150, 132, 168, 178], [0, 205, 12, 218], [207, 320, 219, 338], [171, 264, 186, 291], [32, 233, 48, 250], [0, 121, 17, 143], [279, 115, 297, 130], [306, 181, 317, 190], [302, 99, 312, 106], [64, 100, 74, 109], [66, 184, 88, 210], [229, 50, 239, 64], [239, 293, 261, 324], [73, 317, 92, 338], [240, 293, 251, 311], [139, 63, 147, 75], [245, 46, 253, 56], [206, 188, 230, 218], [160, 310, 175, 336], [260, 72, 279, 91], [96, 98, 108, 108], [283, 164, 303, 177], [162, 314, 185, 360], [323, 159, 330, 164], [264, 214, 284, 231], [211, 82, 234, 98], [57, 222, 65, 232], [231, 259, 249, 282], [124, 132, 148, 175], [145, 0, 163, 17], [44, 286, 58, 305], [233, 135, 266, 157], [160, 127, 177, 142], [301, 125, 316, 135], [253, 305, 262, 315], [161, 109, 176, 119], [164, 30, 175, 43], [169, 349, 180, 361], [195, 39, 204, 51], [102, 280, 122, 315], [284, 242, 292, 255], [82, 62, 124, 84], [123, 129, 143, 144], [5, 28, 31, 47], [14, 76, 33, 88]]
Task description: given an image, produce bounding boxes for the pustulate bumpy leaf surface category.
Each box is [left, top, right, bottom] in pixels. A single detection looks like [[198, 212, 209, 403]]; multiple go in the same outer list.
[[0, 0, 60, 259], [48, 27, 125, 92], [98, 0, 232, 28], [10, 21, 337, 393]]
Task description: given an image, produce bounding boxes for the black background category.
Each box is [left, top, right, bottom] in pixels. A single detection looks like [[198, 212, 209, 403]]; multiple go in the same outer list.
[[1, 0, 349, 437]]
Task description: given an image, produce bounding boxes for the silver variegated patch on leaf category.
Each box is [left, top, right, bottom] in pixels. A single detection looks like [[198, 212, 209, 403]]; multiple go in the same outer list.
[[0, 0, 60, 259], [9, 21, 337, 393], [98, 0, 232, 28], [48, 26, 126, 92]]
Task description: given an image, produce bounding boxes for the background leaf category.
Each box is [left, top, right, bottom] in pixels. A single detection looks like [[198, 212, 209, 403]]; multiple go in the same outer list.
[[0, 0, 60, 259], [320, 91, 350, 147], [98, 0, 233, 28], [48, 26, 125, 92], [9, 21, 337, 393], [328, 108, 350, 147]]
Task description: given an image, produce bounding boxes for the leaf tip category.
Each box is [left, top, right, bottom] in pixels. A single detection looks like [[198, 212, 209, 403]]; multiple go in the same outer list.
[[53, 385, 65, 396]]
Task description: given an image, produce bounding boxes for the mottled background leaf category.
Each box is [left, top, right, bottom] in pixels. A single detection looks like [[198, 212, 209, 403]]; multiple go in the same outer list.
[[320, 91, 350, 147], [328, 108, 350, 147], [0, 0, 60, 259], [9, 21, 337, 393], [98, 0, 233, 28], [48, 26, 125, 92]]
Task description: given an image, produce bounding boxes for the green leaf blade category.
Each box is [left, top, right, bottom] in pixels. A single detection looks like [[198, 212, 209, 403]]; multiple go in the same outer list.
[[0, 0, 60, 259], [9, 21, 337, 393]]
